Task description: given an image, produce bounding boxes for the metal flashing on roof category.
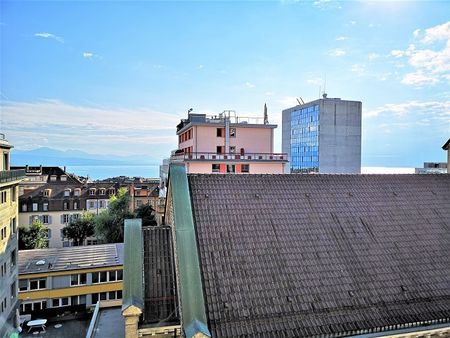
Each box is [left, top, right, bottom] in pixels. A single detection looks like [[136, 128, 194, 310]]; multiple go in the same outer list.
[[122, 219, 144, 312], [168, 164, 210, 338]]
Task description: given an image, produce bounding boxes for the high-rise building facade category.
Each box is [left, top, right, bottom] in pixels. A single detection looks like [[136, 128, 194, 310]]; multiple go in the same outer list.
[[0, 135, 24, 336], [172, 108, 287, 174], [282, 95, 362, 174]]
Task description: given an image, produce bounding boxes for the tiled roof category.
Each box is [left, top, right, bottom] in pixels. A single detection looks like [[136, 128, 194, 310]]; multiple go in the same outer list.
[[187, 174, 450, 337], [19, 243, 123, 275], [142, 226, 178, 324]]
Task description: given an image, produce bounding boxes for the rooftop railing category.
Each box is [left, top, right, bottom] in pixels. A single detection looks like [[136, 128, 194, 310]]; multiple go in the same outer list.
[[0, 169, 26, 183], [171, 152, 287, 162]]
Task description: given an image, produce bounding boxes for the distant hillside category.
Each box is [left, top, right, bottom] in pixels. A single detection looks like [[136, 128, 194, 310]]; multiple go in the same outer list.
[[11, 147, 160, 166]]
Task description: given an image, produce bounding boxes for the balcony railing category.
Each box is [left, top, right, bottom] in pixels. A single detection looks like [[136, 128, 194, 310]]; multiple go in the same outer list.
[[0, 169, 26, 183], [171, 152, 287, 162]]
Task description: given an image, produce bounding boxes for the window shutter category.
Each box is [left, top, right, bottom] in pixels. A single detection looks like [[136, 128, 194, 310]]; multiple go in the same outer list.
[[60, 215, 64, 224], [29, 216, 32, 225], [48, 216, 52, 224], [39, 216, 44, 223], [47, 229, 52, 239]]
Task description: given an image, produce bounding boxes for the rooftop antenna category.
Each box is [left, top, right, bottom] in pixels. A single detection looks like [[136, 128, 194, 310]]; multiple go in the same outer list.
[[263, 103, 268, 124], [187, 108, 193, 114], [296, 97, 305, 105], [323, 75, 328, 99]]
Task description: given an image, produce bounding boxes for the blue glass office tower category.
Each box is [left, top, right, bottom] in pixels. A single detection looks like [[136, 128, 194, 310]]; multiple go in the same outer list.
[[282, 96, 362, 174]]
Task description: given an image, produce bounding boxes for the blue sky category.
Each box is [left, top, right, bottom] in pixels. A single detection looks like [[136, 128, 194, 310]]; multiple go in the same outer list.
[[1, 0, 449, 167]]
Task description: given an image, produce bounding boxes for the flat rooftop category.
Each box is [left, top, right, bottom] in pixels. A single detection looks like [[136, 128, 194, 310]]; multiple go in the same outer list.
[[19, 243, 124, 275]]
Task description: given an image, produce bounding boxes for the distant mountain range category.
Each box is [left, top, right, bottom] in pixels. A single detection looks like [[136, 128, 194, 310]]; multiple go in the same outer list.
[[11, 147, 160, 166]]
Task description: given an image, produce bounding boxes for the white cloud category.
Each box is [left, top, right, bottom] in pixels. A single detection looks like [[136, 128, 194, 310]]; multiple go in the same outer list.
[[328, 49, 346, 57], [278, 96, 301, 108], [197, 64, 204, 69], [306, 77, 323, 86], [364, 100, 450, 119], [401, 72, 439, 86], [350, 64, 366, 76], [83, 52, 94, 58], [335, 36, 348, 41], [368, 53, 380, 60], [34, 32, 64, 43], [391, 21, 450, 86], [421, 21, 450, 44], [0, 99, 180, 156], [244, 82, 256, 88], [313, 0, 341, 10]]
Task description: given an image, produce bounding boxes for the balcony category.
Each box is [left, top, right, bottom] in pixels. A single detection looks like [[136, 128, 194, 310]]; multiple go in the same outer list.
[[171, 152, 287, 162], [0, 169, 26, 184]]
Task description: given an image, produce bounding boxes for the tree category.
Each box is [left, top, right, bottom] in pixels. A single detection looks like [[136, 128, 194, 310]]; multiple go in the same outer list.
[[94, 187, 133, 243], [18, 219, 48, 250], [135, 204, 157, 227], [62, 213, 95, 246]]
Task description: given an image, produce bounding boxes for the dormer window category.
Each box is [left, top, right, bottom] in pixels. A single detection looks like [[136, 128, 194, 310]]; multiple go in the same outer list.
[[60, 175, 67, 182], [89, 188, 96, 196], [74, 188, 81, 197], [108, 188, 115, 195], [43, 189, 51, 197], [64, 189, 71, 197], [99, 188, 106, 195], [50, 175, 57, 182]]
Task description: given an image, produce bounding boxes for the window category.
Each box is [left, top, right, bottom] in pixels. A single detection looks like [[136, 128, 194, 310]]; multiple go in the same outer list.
[[230, 146, 236, 153], [99, 200, 106, 208], [242, 164, 250, 173], [216, 128, 223, 137], [86, 239, 98, 245], [10, 281, 16, 299], [29, 278, 46, 290], [227, 165, 235, 173], [63, 201, 69, 210], [212, 164, 220, 173], [100, 292, 107, 301], [92, 293, 99, 304], [229, 128, 236, 137], [89, 189, 96, 196], [64, 189, 71, 197], [42, 215, 50, 224], [45, 229, 51, 239], [50, 175, 57, 182], [60, 175, 67, 182], [216, 146, 224, 154], [22, 204, 27, 212], [19, 279, 28, 291], [51, 298, 70, 307], [99, 189, 105, 195], [10, 217, 17, 234], [92, 270, 122, 283], [109, 188, 115, 195], [74, 201, 78, 210], [62, 214, 70, 223], [10, 250, 16, 267], [0, 190, 7, 204], [11, 187, 16, 202], [43, 203, 48, 211], [74, 188, 81, 197], [88, 201, 95, 209], [136, 200, 142, 207], [71, 273, 87, 286], [32, 203, 38, 211], [43, 189, 51, 197]]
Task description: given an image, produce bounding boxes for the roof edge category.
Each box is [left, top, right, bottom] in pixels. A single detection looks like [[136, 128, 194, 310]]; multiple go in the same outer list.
[[122, 219, 144, 312], [168, 164, 210, 338], [442, 138, 450, 150]]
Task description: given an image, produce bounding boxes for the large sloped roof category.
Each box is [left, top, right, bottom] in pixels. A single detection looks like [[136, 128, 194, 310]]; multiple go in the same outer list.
[[188, 174, 450, 337]]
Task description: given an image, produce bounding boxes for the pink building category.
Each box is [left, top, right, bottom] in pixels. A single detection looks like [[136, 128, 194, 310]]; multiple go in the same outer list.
[[171, 109, 287, 174]]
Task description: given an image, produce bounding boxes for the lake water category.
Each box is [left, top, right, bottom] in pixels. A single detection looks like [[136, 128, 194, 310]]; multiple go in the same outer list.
[[66, 165, 160, 180]]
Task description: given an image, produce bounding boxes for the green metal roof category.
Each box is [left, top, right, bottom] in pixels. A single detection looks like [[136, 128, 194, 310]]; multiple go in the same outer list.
[[169, 164, 210, 338], [122, 218, 144, 312]]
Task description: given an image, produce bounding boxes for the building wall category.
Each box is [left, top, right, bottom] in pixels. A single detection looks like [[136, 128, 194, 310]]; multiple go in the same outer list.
[[180, 125, 274, 154], [18, 266, 123, 313], [186, 161, 285, 174], [282, 98, 361, 174], [318, 99, 361, 174], [19, 211, 84, 248], [0, 144, 21, 335]]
